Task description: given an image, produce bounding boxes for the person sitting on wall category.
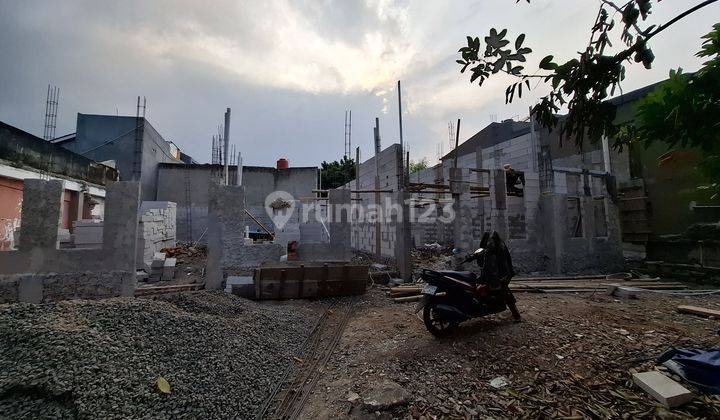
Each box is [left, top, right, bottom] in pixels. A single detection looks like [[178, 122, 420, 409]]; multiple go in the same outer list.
[[503, 164, 525, 196]]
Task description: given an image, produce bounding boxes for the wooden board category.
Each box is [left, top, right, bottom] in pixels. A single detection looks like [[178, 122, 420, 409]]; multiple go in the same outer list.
[[677, 305, 720, 318]]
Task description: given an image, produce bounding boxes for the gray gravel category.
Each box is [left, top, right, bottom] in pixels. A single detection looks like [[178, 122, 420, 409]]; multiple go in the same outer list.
[[0, 291, 320, 419]]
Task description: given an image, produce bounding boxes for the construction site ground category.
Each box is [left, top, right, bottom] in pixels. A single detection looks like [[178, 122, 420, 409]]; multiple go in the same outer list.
[[3, 277, 720, 418], [293, 288, 720, 419]]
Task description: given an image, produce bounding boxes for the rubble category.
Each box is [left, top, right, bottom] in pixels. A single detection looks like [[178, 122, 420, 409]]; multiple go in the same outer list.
[[0, 291, 320, 419], [296, 289, 720, 419]]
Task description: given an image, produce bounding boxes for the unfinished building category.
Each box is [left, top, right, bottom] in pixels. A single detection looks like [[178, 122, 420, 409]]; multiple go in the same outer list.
[[346, 122, 624, 275], [156, 161, 319, 244]]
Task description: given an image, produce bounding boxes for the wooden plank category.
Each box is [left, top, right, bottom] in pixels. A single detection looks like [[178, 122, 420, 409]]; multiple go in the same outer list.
[[393, 295, 422, 303], [677, 305, 720, 318]]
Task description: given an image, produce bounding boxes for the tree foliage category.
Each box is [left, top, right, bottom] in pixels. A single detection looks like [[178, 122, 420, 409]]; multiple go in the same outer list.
[[457, 0, 719, 147], [320, 156, 355, 190], [622, 24, 720, 198], [409, 157, 429, 174]]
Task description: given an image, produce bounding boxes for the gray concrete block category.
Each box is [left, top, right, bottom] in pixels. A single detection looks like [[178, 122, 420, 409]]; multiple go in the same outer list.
[[633, 371, 693, 408]]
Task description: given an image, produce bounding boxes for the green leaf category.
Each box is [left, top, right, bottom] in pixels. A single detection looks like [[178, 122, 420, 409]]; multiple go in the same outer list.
[[515, 34, 525, 49], [539, 55, 556, 70]]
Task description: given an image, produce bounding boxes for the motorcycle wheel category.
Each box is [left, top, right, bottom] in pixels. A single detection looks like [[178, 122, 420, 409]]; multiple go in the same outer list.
[[423, 303, 457, 338]]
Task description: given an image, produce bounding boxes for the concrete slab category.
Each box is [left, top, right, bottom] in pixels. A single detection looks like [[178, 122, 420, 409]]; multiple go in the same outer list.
[[632, 371, 693, 408]]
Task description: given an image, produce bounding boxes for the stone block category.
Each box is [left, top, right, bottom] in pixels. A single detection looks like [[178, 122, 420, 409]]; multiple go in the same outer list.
[[633, 371, 693, 408]]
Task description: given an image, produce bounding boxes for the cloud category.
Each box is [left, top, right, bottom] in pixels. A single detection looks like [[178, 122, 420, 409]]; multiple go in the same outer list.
[[0, 0, 717, 168]]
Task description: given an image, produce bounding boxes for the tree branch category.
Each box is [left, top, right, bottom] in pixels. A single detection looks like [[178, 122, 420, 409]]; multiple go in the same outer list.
[[616, 0, 720, 62]]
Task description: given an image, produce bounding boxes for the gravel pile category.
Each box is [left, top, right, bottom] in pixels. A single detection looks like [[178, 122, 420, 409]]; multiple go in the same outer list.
[[0, 291, 319, 419]]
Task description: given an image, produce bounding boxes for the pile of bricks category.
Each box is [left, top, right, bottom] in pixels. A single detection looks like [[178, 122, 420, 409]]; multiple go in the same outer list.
[[146, 252, 176, 283], [136, 202, 177, 270]]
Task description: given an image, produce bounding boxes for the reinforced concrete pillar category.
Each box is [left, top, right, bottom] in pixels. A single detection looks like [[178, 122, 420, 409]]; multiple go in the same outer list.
[[207, 183, 245, 290], [491, 169, 508, 240], [328, 188, 351, 260], [18, 179, 62, 252], [102, 181, 140, 273], [393, 191, 412, 282], [450, 167, 471, 250]]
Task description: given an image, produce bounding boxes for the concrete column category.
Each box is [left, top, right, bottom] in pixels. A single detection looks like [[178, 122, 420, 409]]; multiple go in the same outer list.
[[102, 182, 140, 272], [393, 191, 412, 282], [539, 193, 569, 274], [207, 183, 245, 290], [491, 170, 508, 240], [18, 179, 62, 252], [329, 189, 351, 260], [75, 190, 85, 222], [450, 167, 471, 250]]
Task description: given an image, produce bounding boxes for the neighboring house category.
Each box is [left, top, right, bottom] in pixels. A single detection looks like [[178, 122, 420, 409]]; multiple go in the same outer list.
[[0, 120, 118, 250], [434, 80, 717, 266], [440, 119, 531, 168], [53, 114, 191, 201]]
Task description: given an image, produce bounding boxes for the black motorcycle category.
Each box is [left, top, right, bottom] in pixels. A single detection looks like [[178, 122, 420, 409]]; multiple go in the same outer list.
[[415, 232, 521, 337]]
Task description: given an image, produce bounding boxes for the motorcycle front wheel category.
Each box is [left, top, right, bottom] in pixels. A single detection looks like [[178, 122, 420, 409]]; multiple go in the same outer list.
[[423, 303, 457, 338]]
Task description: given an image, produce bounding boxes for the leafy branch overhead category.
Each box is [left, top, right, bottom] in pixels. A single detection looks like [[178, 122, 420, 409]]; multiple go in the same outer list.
[[457, 0, 720, 147]]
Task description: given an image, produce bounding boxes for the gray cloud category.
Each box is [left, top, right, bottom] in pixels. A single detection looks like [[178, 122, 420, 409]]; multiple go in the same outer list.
[[0, 0, 717, 167]]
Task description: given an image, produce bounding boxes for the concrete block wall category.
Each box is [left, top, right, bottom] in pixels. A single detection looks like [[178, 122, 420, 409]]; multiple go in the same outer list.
[[157, 164, 317, 243], [206, 184, 284, 290], [296, 189, 351, 261], [136, 201, 177, 269], [343, 144, 403, 257], [0, 180, 139, 303]]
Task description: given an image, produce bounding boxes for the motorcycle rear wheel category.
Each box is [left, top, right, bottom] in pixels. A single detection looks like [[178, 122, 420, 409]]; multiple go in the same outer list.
[[423, 303, 457, 338]]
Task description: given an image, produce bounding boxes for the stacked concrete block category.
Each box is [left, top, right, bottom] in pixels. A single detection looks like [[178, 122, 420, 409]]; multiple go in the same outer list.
[[136, 201, 177, 270], [162, 257, 176, 281], [148, 252, 166, 282]]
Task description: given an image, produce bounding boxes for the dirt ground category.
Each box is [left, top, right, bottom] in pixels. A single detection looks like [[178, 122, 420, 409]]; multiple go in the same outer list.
[[297, 288, 720, 419]]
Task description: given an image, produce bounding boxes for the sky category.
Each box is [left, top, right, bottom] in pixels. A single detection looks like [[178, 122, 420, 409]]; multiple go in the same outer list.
[[0, 0, 717, 167]]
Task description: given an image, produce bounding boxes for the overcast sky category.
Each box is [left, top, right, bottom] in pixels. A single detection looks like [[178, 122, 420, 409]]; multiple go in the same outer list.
[[0, 1, 717, 167]]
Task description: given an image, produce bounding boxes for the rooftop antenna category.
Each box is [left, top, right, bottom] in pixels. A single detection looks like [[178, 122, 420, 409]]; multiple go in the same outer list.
[[448, 121, 455, 149], [43, 84, 59, 141]]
